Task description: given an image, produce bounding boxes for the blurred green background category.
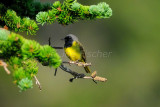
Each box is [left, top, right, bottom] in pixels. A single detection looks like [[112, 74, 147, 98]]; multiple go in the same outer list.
[[0, 0, 160, 107]]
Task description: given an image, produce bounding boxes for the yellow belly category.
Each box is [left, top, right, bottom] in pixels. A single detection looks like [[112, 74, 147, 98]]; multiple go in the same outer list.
[[64, 47, 81, 61]]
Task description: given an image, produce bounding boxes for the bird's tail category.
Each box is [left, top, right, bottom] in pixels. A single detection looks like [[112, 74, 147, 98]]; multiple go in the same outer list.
[[84, 66, 91, 73]]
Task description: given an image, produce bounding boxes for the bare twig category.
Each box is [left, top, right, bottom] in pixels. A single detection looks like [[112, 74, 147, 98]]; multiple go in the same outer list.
[[49, 37, 63, 49], [0, 59, 11, 74], [52, 46, 63, 49], [54, 68, 58, 76], [34, 75, 42, 91], [60, 64, 107, 83], [63, 61, 91, 67]]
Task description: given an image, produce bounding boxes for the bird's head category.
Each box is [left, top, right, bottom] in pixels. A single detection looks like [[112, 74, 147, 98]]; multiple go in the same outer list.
[[62, 34, 78, 43]]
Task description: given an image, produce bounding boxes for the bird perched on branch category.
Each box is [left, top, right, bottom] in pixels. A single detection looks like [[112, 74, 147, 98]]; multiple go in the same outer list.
[[62, 34, 91, 73]]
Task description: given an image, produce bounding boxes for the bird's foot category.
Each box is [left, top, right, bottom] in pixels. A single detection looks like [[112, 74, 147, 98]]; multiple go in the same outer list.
[[68, 61, 91, 67]]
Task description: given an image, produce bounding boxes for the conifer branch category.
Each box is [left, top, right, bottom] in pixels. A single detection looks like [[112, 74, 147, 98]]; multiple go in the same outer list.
[[0, 10, 39, 35], [0, 28, 61, 91], [36, 0, 112, 25], [0, 0, 112, 35]]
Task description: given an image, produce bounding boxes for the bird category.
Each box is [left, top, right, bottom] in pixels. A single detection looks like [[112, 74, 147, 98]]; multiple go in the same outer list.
[[62, 34, 91, 73]]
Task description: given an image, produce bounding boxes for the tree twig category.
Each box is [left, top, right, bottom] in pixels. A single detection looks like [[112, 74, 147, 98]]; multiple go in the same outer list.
[[60, 64, 107, 83], [0, 59, 11, 74], [54, 68, 57, 76], [63, 61, 91, 67], [33, 75, 42, 91], [49, 37, 63, 49]]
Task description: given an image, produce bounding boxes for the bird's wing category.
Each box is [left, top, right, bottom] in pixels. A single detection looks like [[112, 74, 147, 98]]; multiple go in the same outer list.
[[77, 41, 87, 62]]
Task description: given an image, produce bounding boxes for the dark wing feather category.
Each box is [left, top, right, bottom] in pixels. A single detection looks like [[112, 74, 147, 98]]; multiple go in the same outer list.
[[77, 41, 87, 62]]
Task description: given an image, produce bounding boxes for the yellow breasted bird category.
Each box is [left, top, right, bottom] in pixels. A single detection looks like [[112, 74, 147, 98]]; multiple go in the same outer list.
[[62, 34, 91, 73]]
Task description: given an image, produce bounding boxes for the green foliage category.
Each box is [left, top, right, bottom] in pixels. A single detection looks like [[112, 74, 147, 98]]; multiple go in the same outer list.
[[1, 10, 39, 35], [91, 2, 112, 18], [21, 40, 41, 59], [36, 11, 57, 25], [53, 1, 61, 8], [0, 0, 112, 34], [38, 45, 61, 68], [89, 5, 100, 15], [71, 2, 81, 11], [36, 12, 49, 26], [0, 28, 9, 40], [23, 59, 38, 77], [0, 0, 50, 35], [0, 29, 62, 91], [13, 67, 26, 81], [36, 0, 112, 25], [18, 78, 33, 91]]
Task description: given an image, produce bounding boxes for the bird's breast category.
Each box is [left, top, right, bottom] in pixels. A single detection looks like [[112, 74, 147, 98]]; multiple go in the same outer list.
[[64, 45, 81, 61]]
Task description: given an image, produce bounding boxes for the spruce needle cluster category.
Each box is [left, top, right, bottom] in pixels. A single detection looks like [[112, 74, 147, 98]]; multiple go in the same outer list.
[[0, 0, 112, 35], [0, 29, 61, 91]]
